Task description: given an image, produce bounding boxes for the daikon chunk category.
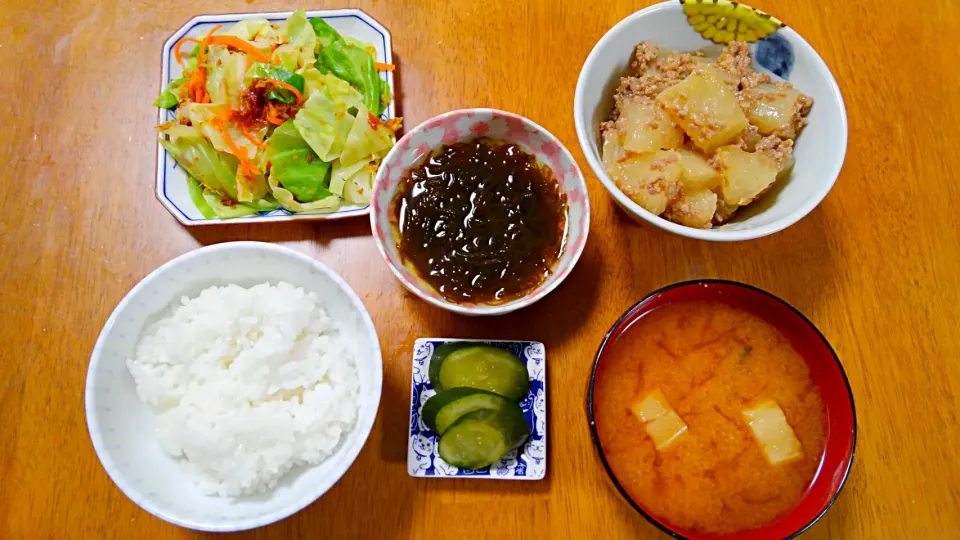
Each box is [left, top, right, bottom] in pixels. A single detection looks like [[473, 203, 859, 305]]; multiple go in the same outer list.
[[677, 148, 720, 192], [742, 401, 804, 465], [607, 150, 683, 216], [742, 84, 812, 138], [617, 97, 684, 153], [714, 145, 779, 205], [667, 190, 717, 229], [657, 67, 748, 152]]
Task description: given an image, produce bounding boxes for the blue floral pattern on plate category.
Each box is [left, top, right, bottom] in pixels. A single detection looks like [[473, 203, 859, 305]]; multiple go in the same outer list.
[[407, 339, 546, 480], [753, 34, 794, 79]]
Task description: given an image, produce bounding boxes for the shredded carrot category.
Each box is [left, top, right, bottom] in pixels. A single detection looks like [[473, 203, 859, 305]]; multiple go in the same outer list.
[[174, 38, 201, 65], [374, 62, 396, 72], [266, 108, 285, 125], [241, 126, 268, 149], [189, 64, 208, 103], [196, 24, 222, 71], [191, 24, 222, 104], [206, 35, 271, 63], [265, 79, 303, 104], [212, 120, 259, 178], [385, 117, 403, 132], [201, 92, 211, 104]]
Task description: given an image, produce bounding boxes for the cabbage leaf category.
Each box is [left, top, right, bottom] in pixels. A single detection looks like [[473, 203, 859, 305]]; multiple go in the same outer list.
[[159, 124, 239, 200], [302, 68, 362, 108], [265, 121, 339, 211], [339, 104, 393, 167], [279, 9, 317, 70], [293, 90, 354, 161], [225, 18, 271, 40]]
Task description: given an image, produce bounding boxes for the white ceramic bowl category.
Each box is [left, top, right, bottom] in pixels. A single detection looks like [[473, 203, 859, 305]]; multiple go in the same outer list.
[[156, 10, 394, 225], [574, 1, 847, 241], [370, 109, 590, 316], [85, 242, 382, 531]]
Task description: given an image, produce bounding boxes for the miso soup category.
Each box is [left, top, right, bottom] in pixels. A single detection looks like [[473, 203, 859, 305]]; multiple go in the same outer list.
[[592, 301, 826, 535]]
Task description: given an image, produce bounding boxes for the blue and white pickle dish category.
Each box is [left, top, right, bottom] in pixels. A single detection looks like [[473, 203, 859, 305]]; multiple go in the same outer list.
[[574, 0, 847, 241], [407, 339, 547, 480]]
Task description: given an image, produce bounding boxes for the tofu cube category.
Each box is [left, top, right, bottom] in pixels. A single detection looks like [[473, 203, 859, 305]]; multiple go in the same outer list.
[[631, 390, 689, 450], [742, 401, 804, 465]]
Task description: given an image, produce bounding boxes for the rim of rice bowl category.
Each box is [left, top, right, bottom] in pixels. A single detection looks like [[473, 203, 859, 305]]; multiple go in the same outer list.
[[85, 242, 383, 532]]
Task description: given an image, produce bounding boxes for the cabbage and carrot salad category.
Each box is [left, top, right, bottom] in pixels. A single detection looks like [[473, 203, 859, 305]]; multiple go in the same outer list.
[[154, 10, 401, 218]]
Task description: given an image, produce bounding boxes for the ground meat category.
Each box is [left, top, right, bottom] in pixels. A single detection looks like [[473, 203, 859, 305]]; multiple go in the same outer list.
[[716, 41, 754, 80], [611, 51, 703, 120], [793, 94, 814, 133], [650, 152, 679, 172], [612, 42, 705, 107], [715, 41, 776, 90], [756, 135, 794, 169], [656, 51, 704, 83], [733, 124, 762, 152], [740, 70, 772, 90], [631, 42, 659, 73], [729, 125, 793, 170]]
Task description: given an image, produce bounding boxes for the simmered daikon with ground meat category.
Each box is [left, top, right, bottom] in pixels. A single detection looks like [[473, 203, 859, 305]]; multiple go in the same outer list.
[[601, 41, 813, 227]]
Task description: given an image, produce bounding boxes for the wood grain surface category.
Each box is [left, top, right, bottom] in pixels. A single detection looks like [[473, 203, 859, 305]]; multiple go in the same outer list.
[[2, 0, 959, 538]]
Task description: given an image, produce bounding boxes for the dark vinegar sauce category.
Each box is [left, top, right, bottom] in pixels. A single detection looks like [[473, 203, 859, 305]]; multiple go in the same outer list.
[[392, 138, 567, 304]]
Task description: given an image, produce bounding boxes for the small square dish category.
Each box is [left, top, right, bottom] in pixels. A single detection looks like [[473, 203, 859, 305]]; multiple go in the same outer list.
[[407, 339, 546, 480], [156, 9, 395, 225]]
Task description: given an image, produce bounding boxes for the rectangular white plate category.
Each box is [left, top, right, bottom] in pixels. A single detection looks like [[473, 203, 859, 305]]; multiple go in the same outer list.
[[155, 9, 394, 226], [407, 338, 547, 480]]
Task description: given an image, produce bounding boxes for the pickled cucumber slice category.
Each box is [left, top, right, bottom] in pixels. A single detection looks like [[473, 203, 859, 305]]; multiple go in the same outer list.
[[437, 406, 531, 469], [438, 418, 508, 469], [420, 387, 488, 432], [437, 346, 530, 401], [434, 391, 519, 435], [427, 342, 473, 392]]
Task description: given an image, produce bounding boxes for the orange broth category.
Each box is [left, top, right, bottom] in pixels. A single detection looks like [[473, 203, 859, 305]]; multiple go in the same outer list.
[[593, 301, 825, 535]]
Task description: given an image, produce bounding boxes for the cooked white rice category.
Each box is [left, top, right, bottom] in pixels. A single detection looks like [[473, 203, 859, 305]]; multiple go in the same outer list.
[[126, 281, 360, 496]]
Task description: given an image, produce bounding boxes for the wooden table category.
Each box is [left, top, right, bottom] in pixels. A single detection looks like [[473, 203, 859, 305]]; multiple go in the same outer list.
[[3, 0, 959, 538]]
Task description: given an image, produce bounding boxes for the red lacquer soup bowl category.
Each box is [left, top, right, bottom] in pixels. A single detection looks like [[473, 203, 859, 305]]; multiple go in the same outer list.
[[587, 280, 856, 540]]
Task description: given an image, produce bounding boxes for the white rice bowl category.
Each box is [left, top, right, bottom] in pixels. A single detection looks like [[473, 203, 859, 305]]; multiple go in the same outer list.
[[85, 242, 382, 532], [127, 282, 360, 497]]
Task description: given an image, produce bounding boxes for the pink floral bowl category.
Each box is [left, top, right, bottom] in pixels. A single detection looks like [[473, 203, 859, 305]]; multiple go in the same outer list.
[[370, 108, 590, 316]]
